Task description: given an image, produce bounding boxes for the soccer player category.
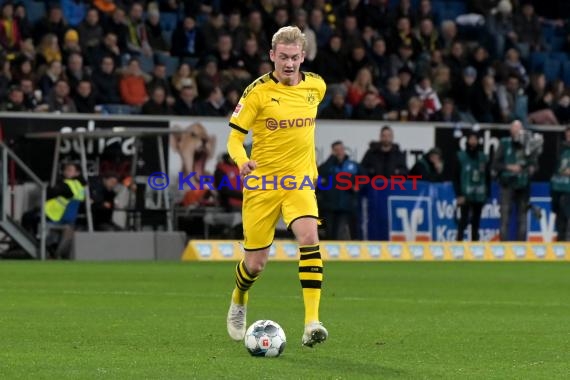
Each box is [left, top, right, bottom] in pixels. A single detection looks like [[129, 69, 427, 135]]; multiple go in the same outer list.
[[225, 26, 328, 347]]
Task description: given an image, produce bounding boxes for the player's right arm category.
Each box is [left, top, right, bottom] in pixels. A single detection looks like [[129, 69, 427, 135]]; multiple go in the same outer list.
[[227, 83, 262, 176]]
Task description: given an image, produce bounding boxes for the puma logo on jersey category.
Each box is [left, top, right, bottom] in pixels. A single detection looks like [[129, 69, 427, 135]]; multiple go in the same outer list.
[[271, 97, 280, 105]]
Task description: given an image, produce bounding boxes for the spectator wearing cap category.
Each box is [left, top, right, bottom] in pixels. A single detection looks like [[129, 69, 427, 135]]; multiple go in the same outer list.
[[452, 66, 478, 123], [1, 85, 27, 111], [32, 4, 67, 47], [119, 58, 148, 107], [77, 8, 103, 56], [64, 29, 83, 61], [91, 55, 121, 104], [0, 2, 22, 60]]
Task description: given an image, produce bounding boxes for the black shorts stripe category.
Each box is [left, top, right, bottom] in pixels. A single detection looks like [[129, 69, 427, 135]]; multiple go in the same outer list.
[[300, 280, 322, 289], [229, 122, 248, 134], [298, 266, 323, 273], [299, 245, 319, 253], [287, 215, 319, 230], [300, 252, 321, 260]]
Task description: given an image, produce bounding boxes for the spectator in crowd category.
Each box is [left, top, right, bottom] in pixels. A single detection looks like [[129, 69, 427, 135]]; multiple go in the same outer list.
[[346, 67, 379, 107], [415, 76, 441, 116], [410, 147, 445, 182], [471, 74, 501, 123], [91, 55, 121, 104], [0, 2, 22, 60], [452, 66, 478, 122], [513, 2, 543, 58], [309, 7, 333, 49], [226, 10, 248, 54], [317, 141, 362, 240], [312, 34, 348, 94], [19, 78, 41, 110], [214, 152, 243, 212], [170, 62, 195, 98], [171, 15, 205, 63], [119, 58, 149, 107], [1, 85, 27, 111], [404, 96, 429, 121], [497, 73, 528, 123], [527, 73, 559, 125], [125, 2, 152, 57], [319, 90, 351, 119], [65, 52, 90, 97], [381, 76, 405, 118], [103, 7, 129, 54], [196, 85, 229, 117], [555, 92, 570, 124], [146, 62, 172, 99], [73, 79, 96, 113], [89, 172, 122, 231], [144, 8, 169, 54], [14, 3, 32, 40], [352, 91, 385, 120], [361, 126, 408, 177], [453, 129, 490, 241], [550, 126, 570, 241], [173, 84, 198, 116], [62, 29, 82, 64], [33, 4, 67, 46], [492, 120, 539, 241], [486, 0, 516, 58], [141, 86, 171, 115], [431, 98, 461, 122], [77, 7, 104, 56], [91, 32, 122, 68], [36, 33, 62, 67], [38, 61, 63, 96], [44, 79, 77, 113]]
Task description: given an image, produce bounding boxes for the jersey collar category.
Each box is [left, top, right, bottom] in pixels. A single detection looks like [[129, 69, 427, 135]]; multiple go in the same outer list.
[[269, 71, 306, 84]]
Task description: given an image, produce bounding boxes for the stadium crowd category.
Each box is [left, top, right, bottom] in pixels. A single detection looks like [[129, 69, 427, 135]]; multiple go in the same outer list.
[[1, 0, 570, 123]]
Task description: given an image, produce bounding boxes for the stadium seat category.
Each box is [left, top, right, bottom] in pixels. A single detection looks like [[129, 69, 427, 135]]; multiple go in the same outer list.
[[562, 61, 570, 85], [138, 55, 155, 73], [549, 36, 566, 52], [161, 55, 180, 77], [26, 1, 46, 24], [160, 12, 178, 31], [543, 59, 562, 82], [550, 52, 568, 62], [541, 24, 555, 41], [529, 52, 548, 72], [102, 104, 136, 115]]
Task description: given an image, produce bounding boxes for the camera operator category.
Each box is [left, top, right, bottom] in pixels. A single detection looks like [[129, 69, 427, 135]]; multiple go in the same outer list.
[[492, 120, 541, 241], [550, 126, 570, 241]]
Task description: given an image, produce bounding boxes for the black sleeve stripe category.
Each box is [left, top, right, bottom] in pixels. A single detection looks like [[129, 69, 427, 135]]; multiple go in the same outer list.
[[229, 122, 248, 134]]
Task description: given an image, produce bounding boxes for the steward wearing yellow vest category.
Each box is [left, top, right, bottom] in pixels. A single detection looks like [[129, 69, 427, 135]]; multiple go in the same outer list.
[[44, 163, 87, 223]]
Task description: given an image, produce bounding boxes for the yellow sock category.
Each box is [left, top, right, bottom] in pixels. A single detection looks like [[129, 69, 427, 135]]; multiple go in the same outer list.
[[232, 260, 259, 306], [298, 244, 323, 324]]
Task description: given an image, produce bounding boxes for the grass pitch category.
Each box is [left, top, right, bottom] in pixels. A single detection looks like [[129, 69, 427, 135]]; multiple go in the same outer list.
[[0, 260, 569, 380]]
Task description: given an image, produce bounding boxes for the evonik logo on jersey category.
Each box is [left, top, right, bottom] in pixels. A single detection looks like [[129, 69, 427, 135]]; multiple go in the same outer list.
[[527, 197, 557, 242], [388, 196, 432, 241]]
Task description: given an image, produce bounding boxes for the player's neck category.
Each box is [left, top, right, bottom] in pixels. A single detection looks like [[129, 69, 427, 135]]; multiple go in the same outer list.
[[272, 71, 302, 86]]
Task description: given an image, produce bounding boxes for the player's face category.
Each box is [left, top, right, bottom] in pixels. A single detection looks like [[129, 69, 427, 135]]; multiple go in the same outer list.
[[270, 43, 305, 85]]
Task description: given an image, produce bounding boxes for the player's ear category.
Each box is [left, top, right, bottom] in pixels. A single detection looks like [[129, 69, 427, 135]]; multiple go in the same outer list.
[[269, 49, 275, 62]]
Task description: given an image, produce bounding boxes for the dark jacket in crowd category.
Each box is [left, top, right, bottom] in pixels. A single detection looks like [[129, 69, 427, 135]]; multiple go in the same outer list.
[[360, 142, 408, 177]]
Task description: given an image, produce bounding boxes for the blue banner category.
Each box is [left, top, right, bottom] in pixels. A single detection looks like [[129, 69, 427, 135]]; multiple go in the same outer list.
[[364, 181, 555, 242]]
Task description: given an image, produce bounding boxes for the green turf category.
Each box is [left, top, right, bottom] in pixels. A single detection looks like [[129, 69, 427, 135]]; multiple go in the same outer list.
[[0, 261, 569, 380]]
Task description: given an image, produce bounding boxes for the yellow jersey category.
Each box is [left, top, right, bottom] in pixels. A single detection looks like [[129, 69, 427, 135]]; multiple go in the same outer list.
[[228, 71, 326, 189]]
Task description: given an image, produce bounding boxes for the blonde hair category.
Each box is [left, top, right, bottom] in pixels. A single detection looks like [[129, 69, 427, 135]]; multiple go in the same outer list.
[[271, 26, 306, 51]]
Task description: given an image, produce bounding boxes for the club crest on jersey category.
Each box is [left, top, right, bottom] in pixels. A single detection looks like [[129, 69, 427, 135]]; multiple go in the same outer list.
[[232, 103, 243, 117], [306, 89, 317, 105]]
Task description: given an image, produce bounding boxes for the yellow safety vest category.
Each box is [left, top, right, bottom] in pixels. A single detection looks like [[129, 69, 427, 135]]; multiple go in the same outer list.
[[44, 179, 85, 222]]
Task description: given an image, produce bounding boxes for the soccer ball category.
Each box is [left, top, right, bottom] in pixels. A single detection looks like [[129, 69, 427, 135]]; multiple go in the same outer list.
[[244, 320, 286, 357]]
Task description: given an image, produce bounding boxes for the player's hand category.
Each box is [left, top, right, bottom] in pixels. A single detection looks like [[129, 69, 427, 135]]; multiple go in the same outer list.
[[240, 160, 257, 176]]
